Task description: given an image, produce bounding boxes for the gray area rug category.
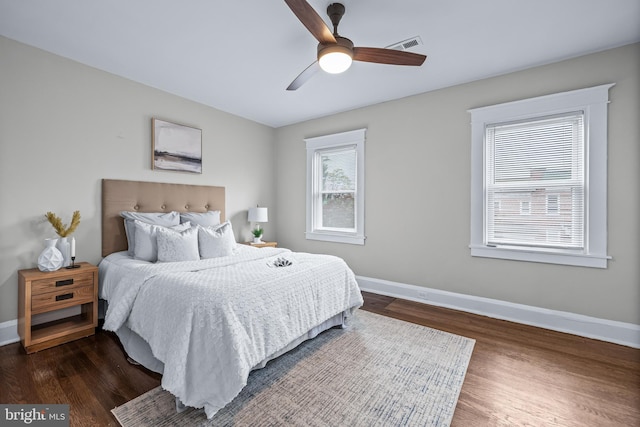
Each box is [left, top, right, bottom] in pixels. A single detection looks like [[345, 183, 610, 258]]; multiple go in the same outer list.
[[112, 310, 475, 426]]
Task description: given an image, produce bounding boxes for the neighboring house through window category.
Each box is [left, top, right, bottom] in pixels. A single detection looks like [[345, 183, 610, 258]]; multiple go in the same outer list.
[[305, 128, 366, 245], [469, 84, 613, 268], [546, 194, 559, 216]]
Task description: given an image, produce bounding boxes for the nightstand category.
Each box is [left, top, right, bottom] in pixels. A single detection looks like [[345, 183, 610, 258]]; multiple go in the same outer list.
[[241, 241, 278, 248], [18, 262, 98, 353]]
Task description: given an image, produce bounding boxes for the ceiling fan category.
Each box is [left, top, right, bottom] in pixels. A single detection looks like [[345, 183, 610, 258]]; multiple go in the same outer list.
[[284, 0, 427, 91]]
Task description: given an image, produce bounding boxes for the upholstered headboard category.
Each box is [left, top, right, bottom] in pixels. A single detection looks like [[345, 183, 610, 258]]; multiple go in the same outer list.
[[101, 179, 225, 257]]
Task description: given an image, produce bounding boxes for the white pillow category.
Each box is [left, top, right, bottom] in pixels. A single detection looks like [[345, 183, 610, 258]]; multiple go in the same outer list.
[[120, 211, 180, 256], [133, 221, 191, 262], [180, 210, 221, 227], [157, 226, 200, 263], [198, 221, 236, 259]]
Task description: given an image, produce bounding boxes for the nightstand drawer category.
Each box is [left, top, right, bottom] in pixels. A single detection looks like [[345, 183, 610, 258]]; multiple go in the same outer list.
[[31, 272, 94, 295], [31, 285, 94, 314]]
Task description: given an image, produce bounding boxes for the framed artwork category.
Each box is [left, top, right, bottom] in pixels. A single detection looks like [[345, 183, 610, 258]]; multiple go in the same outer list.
[[152, 118, 202, 173]]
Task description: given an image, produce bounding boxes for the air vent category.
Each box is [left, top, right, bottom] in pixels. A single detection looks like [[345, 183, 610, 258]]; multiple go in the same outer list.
[[386, 36, 423, 51]]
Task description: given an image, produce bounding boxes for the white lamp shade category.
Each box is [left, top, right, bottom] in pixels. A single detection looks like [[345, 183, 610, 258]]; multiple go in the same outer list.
[[248, 207, 268, 223]]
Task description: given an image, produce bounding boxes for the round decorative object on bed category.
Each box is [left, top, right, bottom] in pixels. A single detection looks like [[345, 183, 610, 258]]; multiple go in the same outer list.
[[272, 257, 292, 267], [37, 238, 64, 272]]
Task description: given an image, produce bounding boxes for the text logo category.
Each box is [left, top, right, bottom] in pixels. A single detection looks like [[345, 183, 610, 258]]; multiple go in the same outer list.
[[1, 405, 69, 426]]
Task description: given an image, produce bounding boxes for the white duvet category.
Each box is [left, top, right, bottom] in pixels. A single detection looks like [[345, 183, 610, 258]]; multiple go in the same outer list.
[[99, 245, 363, 419]]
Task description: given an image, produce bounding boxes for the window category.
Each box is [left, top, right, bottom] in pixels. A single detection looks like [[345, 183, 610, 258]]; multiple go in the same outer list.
[[469, 84, 613, 268], [305, 128, 366, 244], [546, 194, 559, 216], [486, 113, 583, 248]]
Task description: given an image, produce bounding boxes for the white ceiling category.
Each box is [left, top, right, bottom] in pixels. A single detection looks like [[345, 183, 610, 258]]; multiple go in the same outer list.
[[1, 1, 639, 128]]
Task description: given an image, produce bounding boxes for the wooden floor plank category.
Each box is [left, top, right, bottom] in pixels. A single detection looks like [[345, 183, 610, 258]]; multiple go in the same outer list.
[[0, 291, 638, 426], [363, 293, 640, 427]]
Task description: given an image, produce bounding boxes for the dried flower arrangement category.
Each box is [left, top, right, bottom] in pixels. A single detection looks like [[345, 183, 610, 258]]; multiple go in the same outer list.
[[45, 210, 81, 237]]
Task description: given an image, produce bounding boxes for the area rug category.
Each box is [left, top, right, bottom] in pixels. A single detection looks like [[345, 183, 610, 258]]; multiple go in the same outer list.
[[112, 310, 475, 427]]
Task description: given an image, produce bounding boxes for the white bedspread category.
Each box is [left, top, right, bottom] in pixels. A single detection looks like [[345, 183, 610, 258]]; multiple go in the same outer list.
[[99, 245, 363, 418]]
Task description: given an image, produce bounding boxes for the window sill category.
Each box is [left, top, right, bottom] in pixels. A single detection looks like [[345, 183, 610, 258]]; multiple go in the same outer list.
[[305, 231, 365, 245], [469, 245, 609, 268]]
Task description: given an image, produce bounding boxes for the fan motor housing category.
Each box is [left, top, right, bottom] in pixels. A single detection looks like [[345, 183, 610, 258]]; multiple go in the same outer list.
[[317, 36, 354, 59]]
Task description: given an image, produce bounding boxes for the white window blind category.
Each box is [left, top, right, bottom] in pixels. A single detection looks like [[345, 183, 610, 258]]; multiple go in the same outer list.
[[485, 112, 585, 249]]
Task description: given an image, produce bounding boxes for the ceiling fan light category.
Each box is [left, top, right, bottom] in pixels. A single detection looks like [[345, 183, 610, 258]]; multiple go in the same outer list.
[[318, 46, 353, 74]]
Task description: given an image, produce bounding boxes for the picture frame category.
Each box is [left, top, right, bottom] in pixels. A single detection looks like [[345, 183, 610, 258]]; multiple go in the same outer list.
[[152, 118, 202, 174]]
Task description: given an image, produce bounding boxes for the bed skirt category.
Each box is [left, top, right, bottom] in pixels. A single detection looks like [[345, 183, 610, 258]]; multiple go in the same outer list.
[[114, 311, 348, 412]]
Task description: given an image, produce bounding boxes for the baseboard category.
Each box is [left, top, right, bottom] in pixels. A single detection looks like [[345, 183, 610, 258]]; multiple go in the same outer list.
[[3, 279, 637, 349], [357, 276, 640, 349], [0, 319, 20, 347]]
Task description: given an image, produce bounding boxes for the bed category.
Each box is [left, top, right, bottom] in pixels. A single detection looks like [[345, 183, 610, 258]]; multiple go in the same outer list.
[[98, 179, 364, 419]]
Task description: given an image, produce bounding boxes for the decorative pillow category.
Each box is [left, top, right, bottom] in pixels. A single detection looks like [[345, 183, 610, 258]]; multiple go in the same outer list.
[[133, 220, 191, 262], [180, 210, 221, 227], [157, 226, 200, 263], [120, 211, 180, 256], [198, 221, 237, 259]]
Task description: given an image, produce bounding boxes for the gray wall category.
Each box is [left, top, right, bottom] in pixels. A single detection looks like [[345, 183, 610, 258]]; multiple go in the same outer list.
[[274, 43, 640, 325], [0, 37, 276, 323], [2, 35, 638, 328]]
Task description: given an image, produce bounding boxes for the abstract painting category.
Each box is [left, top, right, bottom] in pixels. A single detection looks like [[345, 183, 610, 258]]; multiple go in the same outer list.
[[152, 118, 202, 173]]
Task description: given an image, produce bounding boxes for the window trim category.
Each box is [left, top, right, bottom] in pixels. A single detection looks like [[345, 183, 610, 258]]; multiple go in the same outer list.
[[469, 84, 613, 268], [305, 128, 366, 245]]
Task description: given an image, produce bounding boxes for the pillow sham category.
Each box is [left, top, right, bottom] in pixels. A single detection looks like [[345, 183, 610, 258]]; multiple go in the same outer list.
[[133, 220, 191, 262], [180, 210, 221, 227], [120, 211, 180, 256], [157, 226, 200, 263], [198, 221, 236, 259]]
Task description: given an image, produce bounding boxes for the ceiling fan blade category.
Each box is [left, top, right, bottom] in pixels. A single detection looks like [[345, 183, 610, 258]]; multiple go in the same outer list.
[[284, 0, 336, 44], [287, 61, 320, 91], [353, 47, 427, 66]]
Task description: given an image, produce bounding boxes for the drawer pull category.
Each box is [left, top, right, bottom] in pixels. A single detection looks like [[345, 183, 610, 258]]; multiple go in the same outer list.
[[56, 279, 74, 287], [55, 293, 73, 301]]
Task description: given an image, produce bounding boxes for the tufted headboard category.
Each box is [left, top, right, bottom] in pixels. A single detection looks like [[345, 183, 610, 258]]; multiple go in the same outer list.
[[101, 179, 225, 257]]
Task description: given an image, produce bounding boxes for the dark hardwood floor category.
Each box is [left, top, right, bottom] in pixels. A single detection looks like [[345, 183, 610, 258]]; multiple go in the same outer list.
[[1, 292, 638, 426]]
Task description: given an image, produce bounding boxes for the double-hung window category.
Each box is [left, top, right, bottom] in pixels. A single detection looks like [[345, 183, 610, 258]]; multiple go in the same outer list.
[[469, 84, 613, 268], [305, 128, 366, 245]]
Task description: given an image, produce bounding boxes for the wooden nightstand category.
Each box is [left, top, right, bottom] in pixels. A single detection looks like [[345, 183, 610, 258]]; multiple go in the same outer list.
[[241, 241, 278, 248], [18, 262, 98, 353]]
